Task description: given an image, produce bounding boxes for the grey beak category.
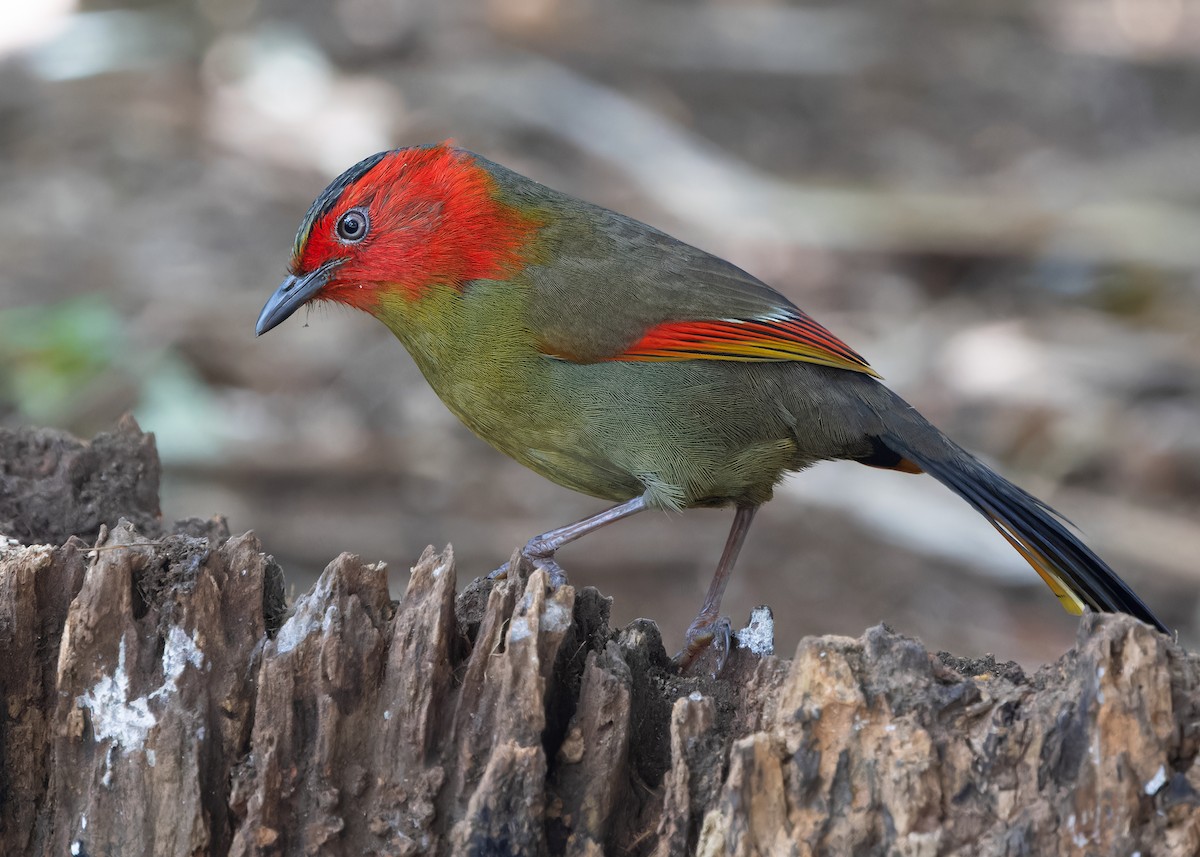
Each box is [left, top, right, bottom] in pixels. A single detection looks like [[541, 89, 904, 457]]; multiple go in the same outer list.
[[255, 261, 342, 335]]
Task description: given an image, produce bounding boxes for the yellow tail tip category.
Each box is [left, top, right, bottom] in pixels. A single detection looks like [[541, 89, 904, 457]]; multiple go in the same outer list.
[[990, 520, 1088, 616]]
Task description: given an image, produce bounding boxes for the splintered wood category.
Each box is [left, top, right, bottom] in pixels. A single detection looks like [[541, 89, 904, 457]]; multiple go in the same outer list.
[[1, 530, 1199, 856]]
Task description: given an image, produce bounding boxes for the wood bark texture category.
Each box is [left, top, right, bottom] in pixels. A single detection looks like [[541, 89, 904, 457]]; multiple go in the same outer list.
[[1, 421, 1198, 857]]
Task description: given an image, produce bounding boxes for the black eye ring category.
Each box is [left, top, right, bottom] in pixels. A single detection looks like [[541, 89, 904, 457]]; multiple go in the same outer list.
[[336, 207, 370, 243]]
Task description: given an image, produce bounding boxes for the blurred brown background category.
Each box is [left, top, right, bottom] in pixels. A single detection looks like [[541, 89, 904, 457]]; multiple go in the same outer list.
[[1, 0, 1198, 666]]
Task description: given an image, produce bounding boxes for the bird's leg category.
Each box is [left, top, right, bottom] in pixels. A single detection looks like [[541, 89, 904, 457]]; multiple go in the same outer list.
[[490, 494, 650, 588], [675, 503, 759, 672]]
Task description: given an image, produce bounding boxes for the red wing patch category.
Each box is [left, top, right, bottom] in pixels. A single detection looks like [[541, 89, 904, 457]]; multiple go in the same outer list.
[[608, 314, 879, 377]]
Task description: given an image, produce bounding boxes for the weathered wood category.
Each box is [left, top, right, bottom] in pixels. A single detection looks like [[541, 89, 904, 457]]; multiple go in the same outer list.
[[2, 423, 1200, 856], [0, 415, 161, 547]]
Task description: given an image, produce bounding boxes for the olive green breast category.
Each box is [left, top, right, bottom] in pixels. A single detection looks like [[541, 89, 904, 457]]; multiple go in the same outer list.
[[374, 281, 645, 501]]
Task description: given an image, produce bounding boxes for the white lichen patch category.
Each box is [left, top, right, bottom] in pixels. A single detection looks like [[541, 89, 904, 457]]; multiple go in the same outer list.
[[1144, 764, 1168, 795], [150, 626, 204, 701], [320, 604, 340, 637], [101, 742, 116, 787], [508, 614, 534, 642], [735, 606, 775, 656], [273, 610, 320, 654], [540, 599, 572, 634], [77, 626, 207, 769], [274, 569, 338, 654], [78, 637, 156, 750]]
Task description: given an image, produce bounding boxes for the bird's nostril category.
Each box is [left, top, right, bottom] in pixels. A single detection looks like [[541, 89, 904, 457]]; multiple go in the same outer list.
[[282, 281, 294, 292]]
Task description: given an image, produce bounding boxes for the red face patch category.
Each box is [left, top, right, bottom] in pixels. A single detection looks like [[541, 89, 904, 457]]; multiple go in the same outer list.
[[293, 144, 541, 310]]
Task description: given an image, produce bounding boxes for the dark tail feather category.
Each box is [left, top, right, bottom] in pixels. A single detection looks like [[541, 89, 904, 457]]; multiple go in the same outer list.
[[876, 428, 1167, 633]]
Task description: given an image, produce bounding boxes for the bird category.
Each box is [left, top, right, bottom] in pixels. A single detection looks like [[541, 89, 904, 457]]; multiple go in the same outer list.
[[256, 143, 1167, 666]]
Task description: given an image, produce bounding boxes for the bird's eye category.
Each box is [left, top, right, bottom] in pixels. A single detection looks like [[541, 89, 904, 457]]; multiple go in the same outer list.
[[336, 208, 370, 243]]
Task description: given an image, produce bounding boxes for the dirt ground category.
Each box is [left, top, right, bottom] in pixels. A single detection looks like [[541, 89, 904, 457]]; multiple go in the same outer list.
[[1, 0, 1198, 666]]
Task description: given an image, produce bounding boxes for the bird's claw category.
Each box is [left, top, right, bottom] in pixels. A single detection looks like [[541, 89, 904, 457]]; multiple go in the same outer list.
[[526, 555, 568, 588], [487, 546, 570, 589], [674, 614, 734, 677]]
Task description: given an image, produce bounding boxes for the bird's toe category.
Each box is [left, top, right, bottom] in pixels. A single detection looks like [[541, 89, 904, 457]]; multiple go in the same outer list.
[[675, 614, 734, 677]]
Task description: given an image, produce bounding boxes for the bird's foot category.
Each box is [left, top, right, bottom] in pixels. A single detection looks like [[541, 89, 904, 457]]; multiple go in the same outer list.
[[673, 614, 733, 676], [529, 556, 569, 588], [487, 536, 570, 589]]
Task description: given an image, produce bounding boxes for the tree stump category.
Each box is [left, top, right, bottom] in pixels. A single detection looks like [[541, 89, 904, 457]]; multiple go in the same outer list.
[[1, 421, 1198, 856]]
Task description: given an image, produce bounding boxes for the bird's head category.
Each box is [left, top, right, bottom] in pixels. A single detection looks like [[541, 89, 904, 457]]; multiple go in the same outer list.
[[256, 143, 540, 335]]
